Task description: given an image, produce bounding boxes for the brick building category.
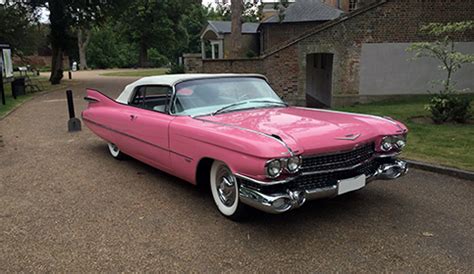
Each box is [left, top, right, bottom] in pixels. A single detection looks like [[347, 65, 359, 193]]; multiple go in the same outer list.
[[321, 0, 376, 13], [200, 21, 260, 59], [259, 0, 343, 54], [186, 0, 474, 107]]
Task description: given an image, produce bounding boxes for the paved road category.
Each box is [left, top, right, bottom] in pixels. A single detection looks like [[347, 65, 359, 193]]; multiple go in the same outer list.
[[0, 72, 473, 272]]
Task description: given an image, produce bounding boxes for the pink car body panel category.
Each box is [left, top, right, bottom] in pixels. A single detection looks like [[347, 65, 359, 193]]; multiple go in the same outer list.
[[82, 87, 408, 185]]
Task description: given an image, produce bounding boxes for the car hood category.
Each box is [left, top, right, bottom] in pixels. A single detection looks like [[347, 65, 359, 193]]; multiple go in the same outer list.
[[198, 107, 406, 155]]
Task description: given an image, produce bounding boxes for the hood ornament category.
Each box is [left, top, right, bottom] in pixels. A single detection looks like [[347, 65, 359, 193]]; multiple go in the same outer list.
[[335, 133, 361, 141]]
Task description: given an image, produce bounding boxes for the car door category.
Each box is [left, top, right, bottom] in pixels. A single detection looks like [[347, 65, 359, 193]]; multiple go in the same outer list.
[[125, 85, 174, 172]]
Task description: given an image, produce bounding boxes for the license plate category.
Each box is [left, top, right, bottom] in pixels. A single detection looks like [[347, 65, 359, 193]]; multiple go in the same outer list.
[[338, 174, 366, 195]]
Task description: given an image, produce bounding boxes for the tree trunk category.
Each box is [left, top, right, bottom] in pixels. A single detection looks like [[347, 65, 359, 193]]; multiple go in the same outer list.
[[50, 44, 64, 85], [139, 39, 148, 67], [48, 0, 67, 85], [229, 0, 244, 58], [77, 28, 91, 70]]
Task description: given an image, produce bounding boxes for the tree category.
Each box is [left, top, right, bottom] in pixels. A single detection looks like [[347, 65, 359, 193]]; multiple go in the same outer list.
[[76, 28, 91, 70], [0, 2, 37, 57], [120, 0, 201, 67], [205, 2, 261, 23], [407, 21, 474, 123], [229, 0, 243, 59], [86, 20, 138, 69], [28, 0, 124, 84]]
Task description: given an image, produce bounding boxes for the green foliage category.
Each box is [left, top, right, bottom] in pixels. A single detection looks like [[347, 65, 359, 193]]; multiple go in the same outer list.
[[0, 3, 38, 56], [407, 21, 474, 123], [419, 21, 474, 37], [148, 48, 169, 67], [204, 2, 261, 22], [337, 94, 474, 171], [426, 93, 472, 124], [167, 63, 185, 74], [86, 23, 138, 69], [205, 4, 231, 21], [118, 0, 198, 67], [407, 21, 474, 93]]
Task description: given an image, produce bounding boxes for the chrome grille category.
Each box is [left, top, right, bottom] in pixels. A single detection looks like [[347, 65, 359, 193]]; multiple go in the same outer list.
[[301, 143, 375, 173], [291, 160, 378, 191]]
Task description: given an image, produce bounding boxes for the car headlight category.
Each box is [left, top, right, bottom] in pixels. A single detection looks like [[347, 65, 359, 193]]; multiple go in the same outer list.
[[286, 156, 302, 173], [266, 159, 282, 178], [381, 135, 406, 151]]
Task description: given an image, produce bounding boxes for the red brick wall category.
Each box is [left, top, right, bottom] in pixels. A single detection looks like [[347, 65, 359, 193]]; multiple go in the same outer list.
[[292, 0, 474, 105], [201, 0, 474, 106], [201, 59, 264, 74], [260, 22, 325, 54], [13, 55, 70, 69], [263, 45, 302, 104]]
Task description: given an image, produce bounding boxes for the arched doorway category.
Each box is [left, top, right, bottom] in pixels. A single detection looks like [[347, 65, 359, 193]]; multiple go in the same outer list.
[[306, 53, 334, 107], [200, 26, 224, 59]]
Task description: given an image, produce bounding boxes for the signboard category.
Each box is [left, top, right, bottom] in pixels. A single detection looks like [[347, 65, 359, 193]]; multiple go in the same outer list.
[[2, 48, 13, 78], [0, 55, 3, 78]]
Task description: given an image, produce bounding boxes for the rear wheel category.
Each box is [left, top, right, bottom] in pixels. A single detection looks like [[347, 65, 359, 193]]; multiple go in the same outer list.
[[210, 161, 248, 221], [107, 143, 125, 160]]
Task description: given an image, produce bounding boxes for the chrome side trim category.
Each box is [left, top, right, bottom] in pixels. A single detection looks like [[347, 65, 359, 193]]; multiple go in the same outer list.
[[235, 173, 294, 186], [192, 117, 294, 156], [374, 152, 401, 158], [84, 96, 99, 103], [82, 117, 193, 161]]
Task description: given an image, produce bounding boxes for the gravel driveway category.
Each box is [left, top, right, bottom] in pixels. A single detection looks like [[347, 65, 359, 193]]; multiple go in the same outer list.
[[0, 72, 473, 272]]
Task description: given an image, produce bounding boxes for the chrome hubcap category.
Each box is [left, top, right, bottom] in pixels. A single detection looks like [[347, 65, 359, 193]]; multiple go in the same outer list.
[[110, 143, 119, 153], [216, 167, 236, 207]]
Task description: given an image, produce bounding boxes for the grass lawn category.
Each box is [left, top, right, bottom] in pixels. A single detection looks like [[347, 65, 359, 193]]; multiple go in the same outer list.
[[1, 75, 67, 119], [100, 68, 169, 77], [337, 94, 474, 171]]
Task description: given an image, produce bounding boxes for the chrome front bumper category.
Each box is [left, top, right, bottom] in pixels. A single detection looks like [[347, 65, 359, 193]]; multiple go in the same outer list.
[[237, 159, 408, 214]]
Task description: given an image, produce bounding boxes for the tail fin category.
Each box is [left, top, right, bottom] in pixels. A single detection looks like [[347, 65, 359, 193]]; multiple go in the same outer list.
[[84, 88, 118, 106]]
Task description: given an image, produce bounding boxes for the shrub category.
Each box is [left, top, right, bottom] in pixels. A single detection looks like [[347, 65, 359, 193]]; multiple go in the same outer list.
[[426, 94, 472, 124], [167, 64, 185, 74], [408, 21, 474, 124], [87, 24, 138, 69], [148, 48, 169, 68]]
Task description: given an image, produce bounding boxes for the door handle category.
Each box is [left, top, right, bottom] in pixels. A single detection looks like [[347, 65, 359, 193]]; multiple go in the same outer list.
[[130, 114, 136, 121]]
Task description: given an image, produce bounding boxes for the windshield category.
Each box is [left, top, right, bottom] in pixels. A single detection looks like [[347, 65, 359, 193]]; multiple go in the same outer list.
[[171, 77, 286, 116]]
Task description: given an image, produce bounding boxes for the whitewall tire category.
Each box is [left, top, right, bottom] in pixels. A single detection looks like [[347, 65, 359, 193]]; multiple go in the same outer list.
[[210, 161, 247, 220], [107, 143, 125, 160]]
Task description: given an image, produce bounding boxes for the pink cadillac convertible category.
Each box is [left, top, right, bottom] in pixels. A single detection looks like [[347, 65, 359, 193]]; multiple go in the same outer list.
[[82, 74, 408, 220]]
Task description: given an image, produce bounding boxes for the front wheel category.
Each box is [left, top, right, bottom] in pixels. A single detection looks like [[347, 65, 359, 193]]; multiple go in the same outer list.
[[107, 143, 126, 160], [210, 161, 248, 221]]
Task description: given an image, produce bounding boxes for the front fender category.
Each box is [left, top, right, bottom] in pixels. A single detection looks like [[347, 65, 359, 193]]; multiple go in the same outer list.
[[168, 116, 286, 183]]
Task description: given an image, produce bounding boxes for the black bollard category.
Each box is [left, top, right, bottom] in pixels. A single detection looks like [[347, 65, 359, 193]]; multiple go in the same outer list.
[[66, 89, 81, 132], [68, 71, 72, 80]]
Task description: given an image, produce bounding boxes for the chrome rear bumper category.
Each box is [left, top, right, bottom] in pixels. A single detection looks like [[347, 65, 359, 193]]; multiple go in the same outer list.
[[238, 159, 408, 214]]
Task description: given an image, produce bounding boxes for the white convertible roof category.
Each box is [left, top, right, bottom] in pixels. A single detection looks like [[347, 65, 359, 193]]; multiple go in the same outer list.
[[116, 73, 266, 104]]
